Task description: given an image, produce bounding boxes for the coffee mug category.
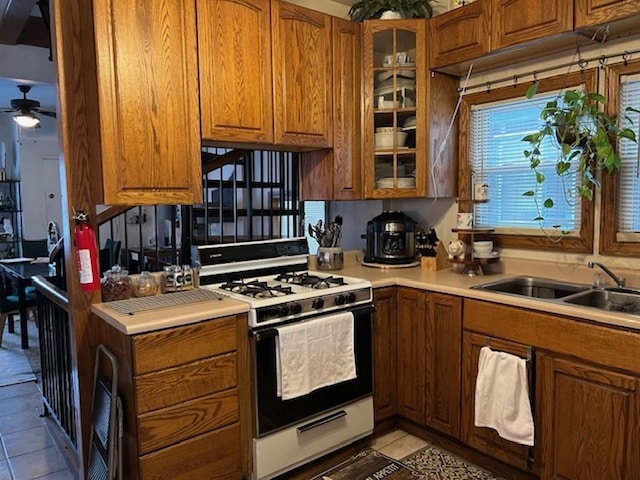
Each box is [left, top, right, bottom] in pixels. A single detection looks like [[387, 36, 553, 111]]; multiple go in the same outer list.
[[474, 183, 489, 200], [456, 212, 473, 229]]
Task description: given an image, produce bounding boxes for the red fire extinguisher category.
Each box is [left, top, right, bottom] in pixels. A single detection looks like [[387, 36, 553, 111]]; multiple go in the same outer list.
[[73, 211, 101, 292]]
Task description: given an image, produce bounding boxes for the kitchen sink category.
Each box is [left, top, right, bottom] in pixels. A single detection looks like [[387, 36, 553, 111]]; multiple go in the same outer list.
[[562, 287, 640, 315], [471, 276, 591, 300]]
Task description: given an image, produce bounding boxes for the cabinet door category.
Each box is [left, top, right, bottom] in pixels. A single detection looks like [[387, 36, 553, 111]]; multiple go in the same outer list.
[[425, 293, 461, 438], [92, 0, 202, 205], [271, 1, 333, 148], [372, 287, 397, 423], [461, 331, 533, 471], [197, 0, 274, 145], [300, 18, 361, 200], [491, 0, 573, 50], [539, 353, 640, 480], [428, 0, 490, 69], [396, 287, 426, 424], [575, 0, 640, 28], [362, 20, 426, 198]]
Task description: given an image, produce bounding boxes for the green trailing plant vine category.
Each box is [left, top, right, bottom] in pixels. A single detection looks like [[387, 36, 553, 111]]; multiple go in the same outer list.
[[522, 81, 639, 239]]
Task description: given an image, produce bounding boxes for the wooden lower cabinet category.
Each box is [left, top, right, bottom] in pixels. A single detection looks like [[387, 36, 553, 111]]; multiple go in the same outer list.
[[425, 293, 461, 438], [396, 287, 427, 424], [373, 287, 397, 423], [461, 331, 534, 471], [538, 353, 640, 480], [92, 314, 251, 479]]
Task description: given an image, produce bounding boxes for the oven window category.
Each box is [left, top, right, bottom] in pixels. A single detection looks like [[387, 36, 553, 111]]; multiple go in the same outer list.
[[253, 307, 373, 436]]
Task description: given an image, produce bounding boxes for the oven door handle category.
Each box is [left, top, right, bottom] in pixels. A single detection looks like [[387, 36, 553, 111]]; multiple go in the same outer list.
[[297, 410, 347, 433]]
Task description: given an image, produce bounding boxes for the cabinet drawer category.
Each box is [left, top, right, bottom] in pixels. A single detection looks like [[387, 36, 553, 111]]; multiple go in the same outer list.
[[139, 423, 242, 479], [135, 353, 237, 413], [138, 389, 238, 454], [133, 316, 237, 374]]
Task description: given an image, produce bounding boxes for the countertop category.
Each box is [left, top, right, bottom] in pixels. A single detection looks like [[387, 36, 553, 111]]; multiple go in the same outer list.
[[92, 252, 640, 336], [91, 294, 249, 335]]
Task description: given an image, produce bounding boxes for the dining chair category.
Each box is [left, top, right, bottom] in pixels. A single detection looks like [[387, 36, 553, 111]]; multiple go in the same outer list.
[[99, 239, 121, 274], [0, 275, 36, 348]]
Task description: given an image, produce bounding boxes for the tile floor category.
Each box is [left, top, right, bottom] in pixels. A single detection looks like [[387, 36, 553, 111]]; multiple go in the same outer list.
[[370, 429, 429, 460], [0, 381, 76, 480]]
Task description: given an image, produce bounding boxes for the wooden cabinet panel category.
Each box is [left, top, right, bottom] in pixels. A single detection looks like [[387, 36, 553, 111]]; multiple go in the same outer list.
[[539, 353, 640, 480], [138, 389, 239, 454], [429, 0, 490, 69], [132, 316, 237, 374], [575, 0, 640, 27], [197, 0, 274, 144], [300, 17, 361, 200], [92, 0, 202, 205], [271, 1, 333, 148], [491, 0, 573, 50], [461, 331, 532, 470], [139, 423, 243, 480], [425, 293, 461, 438], [373, 287, 397, 423], [135, 353, 237, 413], [396, 287, 426, 424]]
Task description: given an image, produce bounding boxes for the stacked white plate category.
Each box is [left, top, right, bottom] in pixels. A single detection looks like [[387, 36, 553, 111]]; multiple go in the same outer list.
[[376, 177, 416, 189]]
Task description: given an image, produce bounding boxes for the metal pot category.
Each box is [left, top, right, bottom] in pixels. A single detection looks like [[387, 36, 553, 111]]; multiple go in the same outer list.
[[363, 211, 418, 265]]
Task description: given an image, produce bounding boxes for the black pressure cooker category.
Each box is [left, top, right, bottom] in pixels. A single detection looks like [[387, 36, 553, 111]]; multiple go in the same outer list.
[[363, 211, 418, 265]]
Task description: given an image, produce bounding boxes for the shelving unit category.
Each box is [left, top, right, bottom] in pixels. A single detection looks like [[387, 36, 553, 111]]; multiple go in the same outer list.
[[450, 199, 498, 276], [0, 180, 23, 259]]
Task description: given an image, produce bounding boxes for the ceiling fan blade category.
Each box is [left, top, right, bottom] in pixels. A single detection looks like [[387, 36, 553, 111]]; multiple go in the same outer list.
[[0, 108, 15, 113], [39, 110, 57, 118]]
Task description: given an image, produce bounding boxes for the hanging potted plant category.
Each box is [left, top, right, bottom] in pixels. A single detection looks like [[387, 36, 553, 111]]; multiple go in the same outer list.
[[348, 0, 433, 22], [522, 82, 638, 233]]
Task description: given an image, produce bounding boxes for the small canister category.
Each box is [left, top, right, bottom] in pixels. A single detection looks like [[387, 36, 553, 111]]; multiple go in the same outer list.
[[101, 266, 132, 302], [133, 271, 159, 297]]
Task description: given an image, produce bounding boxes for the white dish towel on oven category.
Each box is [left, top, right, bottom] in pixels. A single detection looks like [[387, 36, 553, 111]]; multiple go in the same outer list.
[[275, 311, 356, 400], [474, 346, 535, 446]]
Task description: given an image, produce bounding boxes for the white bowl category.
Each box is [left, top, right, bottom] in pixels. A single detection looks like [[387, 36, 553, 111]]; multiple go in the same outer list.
[[376, 126, 398, 133], [473, 241, 493, 256], [374, 131, 408, 149]]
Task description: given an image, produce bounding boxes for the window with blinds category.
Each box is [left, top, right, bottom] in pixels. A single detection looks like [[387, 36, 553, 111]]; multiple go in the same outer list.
[[469, 93, 582, 233], [616, 73, 640, 239]]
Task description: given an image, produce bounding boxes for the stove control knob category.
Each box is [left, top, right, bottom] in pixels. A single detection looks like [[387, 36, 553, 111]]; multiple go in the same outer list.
[[346, 292, 356, 303], [278, 305, 291, 317], [335, 294, 346, 306], [291, 303, 302, 315], [312, 298, 325, 309]]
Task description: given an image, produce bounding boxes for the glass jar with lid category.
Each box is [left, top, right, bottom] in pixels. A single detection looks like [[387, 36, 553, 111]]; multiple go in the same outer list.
[[133, 271, 159, 297], [101, 265, 132, 302]]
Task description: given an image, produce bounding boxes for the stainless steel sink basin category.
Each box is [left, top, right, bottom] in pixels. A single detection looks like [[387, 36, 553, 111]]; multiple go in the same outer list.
[[472, 276, 591, 299], [562, 287, 640, 315]]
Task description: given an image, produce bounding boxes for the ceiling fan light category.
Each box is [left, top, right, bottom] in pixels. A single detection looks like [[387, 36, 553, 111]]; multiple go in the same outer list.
[[13, 112, 41, 128]]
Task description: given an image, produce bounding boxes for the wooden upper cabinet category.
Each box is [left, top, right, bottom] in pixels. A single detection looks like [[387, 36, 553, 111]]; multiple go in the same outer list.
[[429, 0, 490, 69], [197, 0, 274, 145], [300, 17, 361, 200], [538, 353, 640, 480], [271, 1, 333, 148], [92, 0, 202, 205], [575, 0, 640, 28], [491, 0, 573, 50]]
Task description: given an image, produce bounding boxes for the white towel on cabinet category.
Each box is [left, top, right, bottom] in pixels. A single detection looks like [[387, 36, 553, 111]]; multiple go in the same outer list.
[[474, 346, 535, 446], [276, 312, 356, 400]]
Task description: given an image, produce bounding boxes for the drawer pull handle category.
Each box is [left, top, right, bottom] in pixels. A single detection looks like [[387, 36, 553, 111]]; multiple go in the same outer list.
[[297, 410, 347, 433]]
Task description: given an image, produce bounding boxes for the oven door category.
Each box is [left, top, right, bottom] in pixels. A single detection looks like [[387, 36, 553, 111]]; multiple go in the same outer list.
[[252, 303, 374, 437]]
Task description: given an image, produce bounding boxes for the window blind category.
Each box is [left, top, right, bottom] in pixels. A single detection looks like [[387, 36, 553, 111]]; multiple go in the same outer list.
[[469, 93, 582, 233], [617, 74, 640, 236]]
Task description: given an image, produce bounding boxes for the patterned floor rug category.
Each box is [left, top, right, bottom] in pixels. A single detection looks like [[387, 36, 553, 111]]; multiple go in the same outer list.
[[312, 450, 420, 479], [402, 444, 505, 480]]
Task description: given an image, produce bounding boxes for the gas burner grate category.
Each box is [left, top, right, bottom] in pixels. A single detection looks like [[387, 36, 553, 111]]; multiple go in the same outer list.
[[220, 279, 293, 298], [275, 272, 346, 289]]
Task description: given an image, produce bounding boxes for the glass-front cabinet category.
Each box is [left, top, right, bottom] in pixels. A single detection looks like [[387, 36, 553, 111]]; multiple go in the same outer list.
[[363, 20, 426, 198]]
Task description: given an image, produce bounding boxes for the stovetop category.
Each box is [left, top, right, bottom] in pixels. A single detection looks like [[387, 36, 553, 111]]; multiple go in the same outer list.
[[194, 238, 373, 327]]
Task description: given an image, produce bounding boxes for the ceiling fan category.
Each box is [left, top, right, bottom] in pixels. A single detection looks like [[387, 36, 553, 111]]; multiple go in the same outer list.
[[1, 85, 56, 128]]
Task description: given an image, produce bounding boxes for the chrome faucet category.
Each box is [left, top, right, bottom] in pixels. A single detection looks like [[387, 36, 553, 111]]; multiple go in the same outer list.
[[587, 261, 626, 288]]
